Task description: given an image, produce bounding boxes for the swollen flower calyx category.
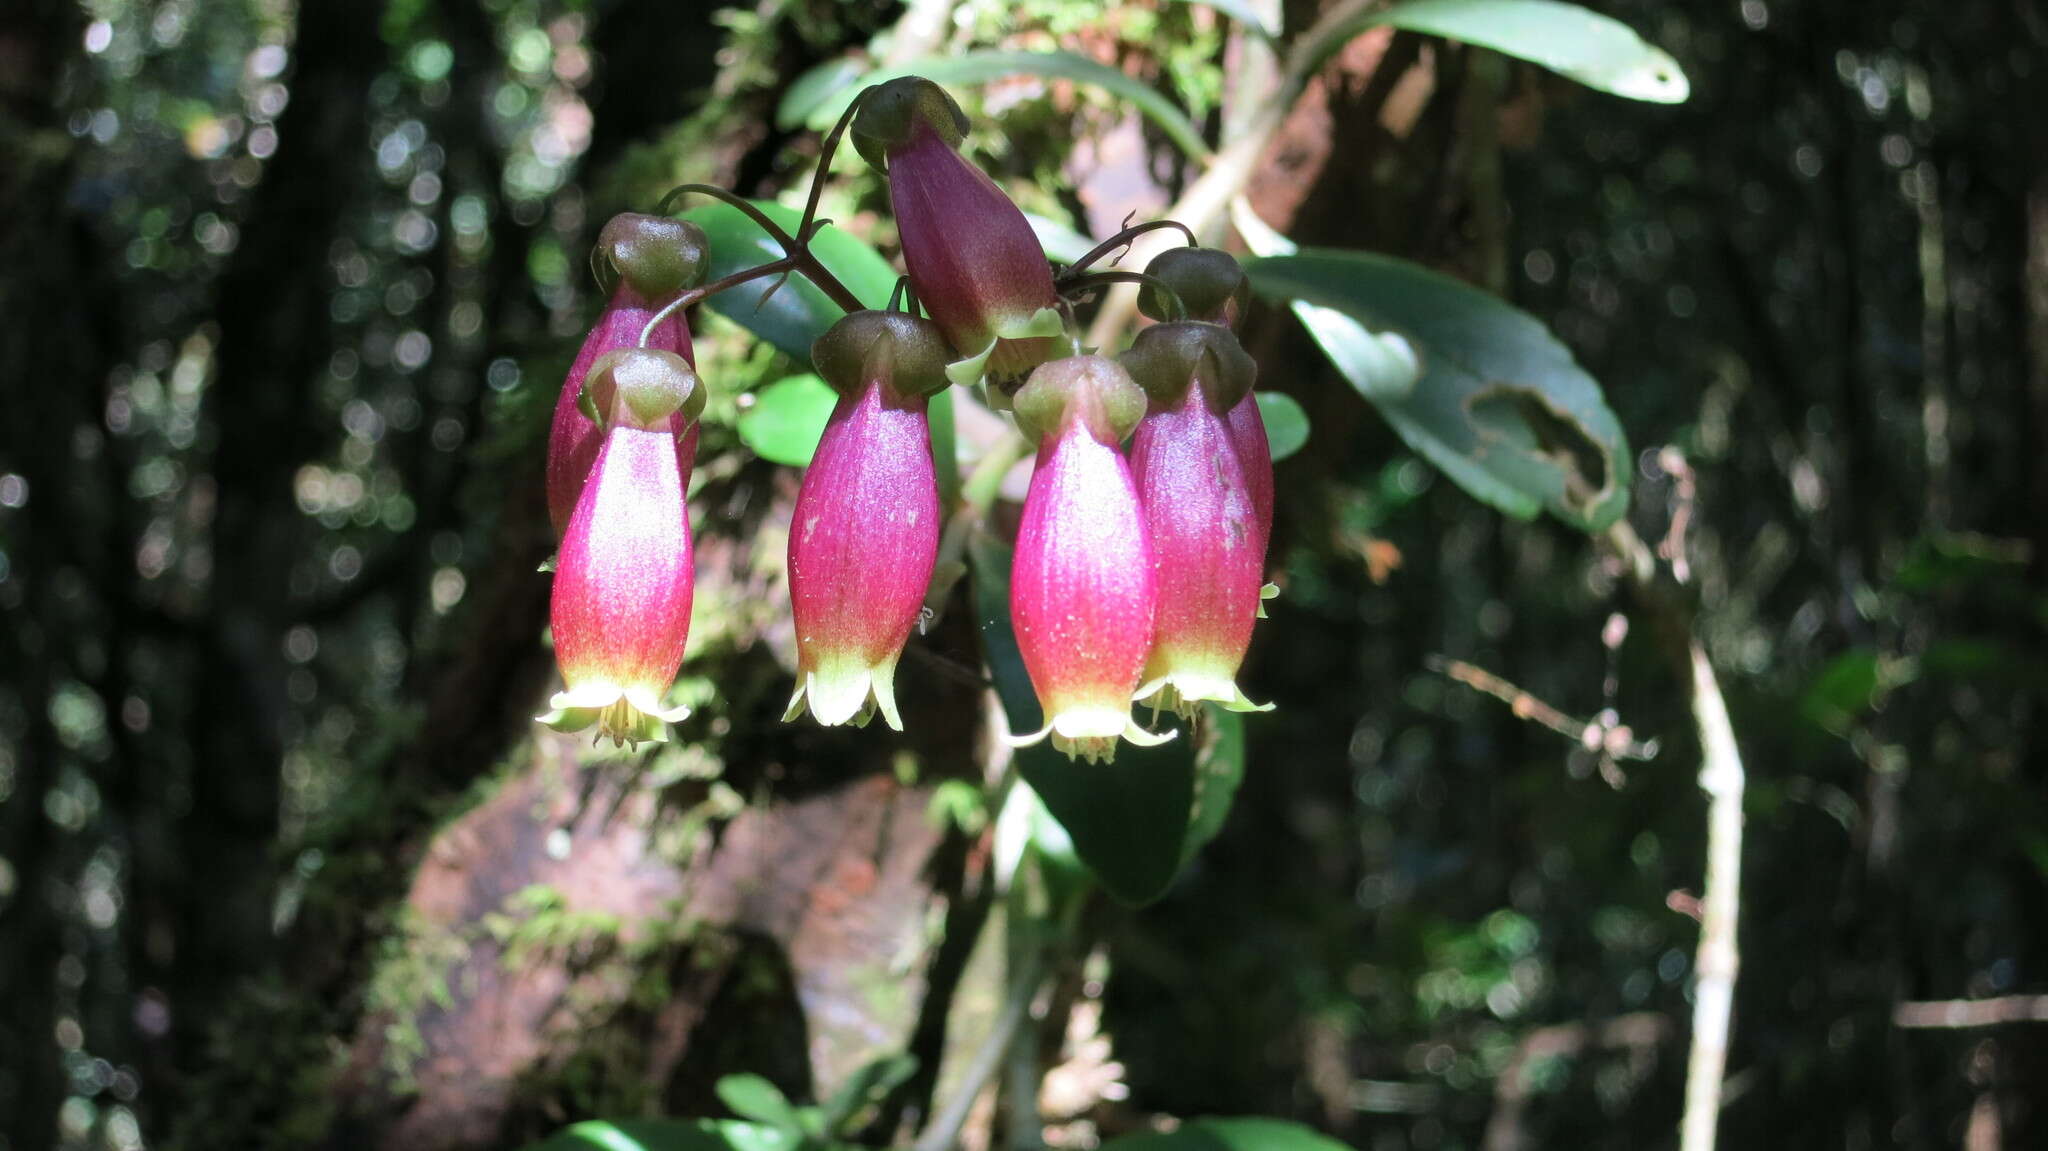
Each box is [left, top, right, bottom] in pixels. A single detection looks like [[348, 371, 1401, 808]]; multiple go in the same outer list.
[[851, 77, 970, 170], [593, 213, 710, 301], [582, 347, 707, 431], [1118, 320, 1257, 413]]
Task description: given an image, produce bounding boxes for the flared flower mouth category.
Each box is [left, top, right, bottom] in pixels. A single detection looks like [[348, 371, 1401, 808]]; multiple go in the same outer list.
[[1003, 705, 1176, 765], [783, 651, 905, 731], [944, 306, 1071, 401], [536, 682, 692, 747], [1134, 671, 1272, 720]]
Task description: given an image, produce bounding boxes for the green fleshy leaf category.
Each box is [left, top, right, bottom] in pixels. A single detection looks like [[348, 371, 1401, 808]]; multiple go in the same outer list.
[[714, 1074, 805, 1134], [1182, 705, 1246, 862], [1255, 391, 1309, 461], [678, 200, 896, 360], [1243, 249, 1630, 531], [1303, 0, 1688, 104], [820, 1054, 919, 1135], [738, 373, 836, 467], [808, 51, 1213, 160], [520, 1118, 819, 1151], [929, 386, 959, 503], [969, 532, 1195, 906]]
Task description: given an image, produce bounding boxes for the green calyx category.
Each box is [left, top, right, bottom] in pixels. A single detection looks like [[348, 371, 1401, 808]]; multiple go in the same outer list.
[[851, 77, 969, 171], [1139, 247, 1249, 326], [1012, 354, 1147, 444], [584, 348, 707, 431], [1118, 321, 1257, 413], [594, 213, 710, 301], [811, 310, 952, 401]]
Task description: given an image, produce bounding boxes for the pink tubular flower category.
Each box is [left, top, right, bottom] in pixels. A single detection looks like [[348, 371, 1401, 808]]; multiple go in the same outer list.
[[546, 213, 708, 539], [539, 349, 708, 746], [1122, 322, 1271, 716], [1141, 245, 1274, 592], [1007, 355, 1171, 763], [853, 77, 1068, 403], [784, 312, 952, 730]]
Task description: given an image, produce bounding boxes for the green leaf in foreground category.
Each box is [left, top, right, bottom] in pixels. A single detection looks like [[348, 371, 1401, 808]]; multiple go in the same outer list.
[[1256, 392, 1310, 461], [968, 532, 1194, 906], [677, 200, 895, 360], [1306, 0, 1688, 104], [1245, 249, 1630, 531], [521, 1119, 808, 1151], [806, 51, 1212, 160], [713, 1073, 804, 1132], [737, 374, 836, 467], [1104, 1117, 1356, 1151]]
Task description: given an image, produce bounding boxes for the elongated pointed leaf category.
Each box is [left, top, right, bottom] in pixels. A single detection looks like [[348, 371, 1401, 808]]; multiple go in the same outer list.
[[678, 200, 896, 359], [969, 532, 1194, 906], [1305, 0, 1688, 104], [807, 51, 1212, 160], [1245, 249, 1630, 530]]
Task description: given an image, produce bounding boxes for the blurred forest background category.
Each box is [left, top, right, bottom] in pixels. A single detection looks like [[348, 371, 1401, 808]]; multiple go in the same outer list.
[[3, 0, 2047, 1149]]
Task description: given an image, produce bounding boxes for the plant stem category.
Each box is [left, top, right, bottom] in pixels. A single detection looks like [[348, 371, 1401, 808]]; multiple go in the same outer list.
[[1083, 0, 1382, 348], [1608, 520, 1746, 1151], [1680, 635, 1745, 1151], [912, 956, 1043, 1151], [636, 256, 798, 347]]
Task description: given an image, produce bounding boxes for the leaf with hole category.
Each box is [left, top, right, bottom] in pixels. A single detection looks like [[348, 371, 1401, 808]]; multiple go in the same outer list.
[[805, 51, 1212, 160], [678, 200, 896, 360], [1245, 249, 1630, 531]]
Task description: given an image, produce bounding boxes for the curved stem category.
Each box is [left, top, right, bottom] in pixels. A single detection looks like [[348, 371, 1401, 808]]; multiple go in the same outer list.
[[636, 256, 798, 347], [653, 184, 866, 315], [655, 182, 798, 247], [801, 86, 871, 241], [1060, 269, 1186, 322], [1055, 219, 1199, 280]]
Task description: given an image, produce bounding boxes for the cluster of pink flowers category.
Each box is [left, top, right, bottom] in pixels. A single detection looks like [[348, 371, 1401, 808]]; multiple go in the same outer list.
[[540, 79, 1273, 760]]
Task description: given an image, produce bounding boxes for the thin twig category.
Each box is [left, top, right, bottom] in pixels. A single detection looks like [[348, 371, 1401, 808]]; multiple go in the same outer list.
[[1426, 655, 1660, 766], [1893, 996, 2048, 1029]]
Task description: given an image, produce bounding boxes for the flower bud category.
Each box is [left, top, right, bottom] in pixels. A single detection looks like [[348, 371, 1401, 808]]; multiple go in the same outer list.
[[539, 349, 706, 746], [1138, 247, 1249, 328], [854, 77, 1067, 403], [547, 216, 708, 539], [1007, 355, 1171, 763], [784, 312, 950, 729], [1123, 323, 1271, 716]]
